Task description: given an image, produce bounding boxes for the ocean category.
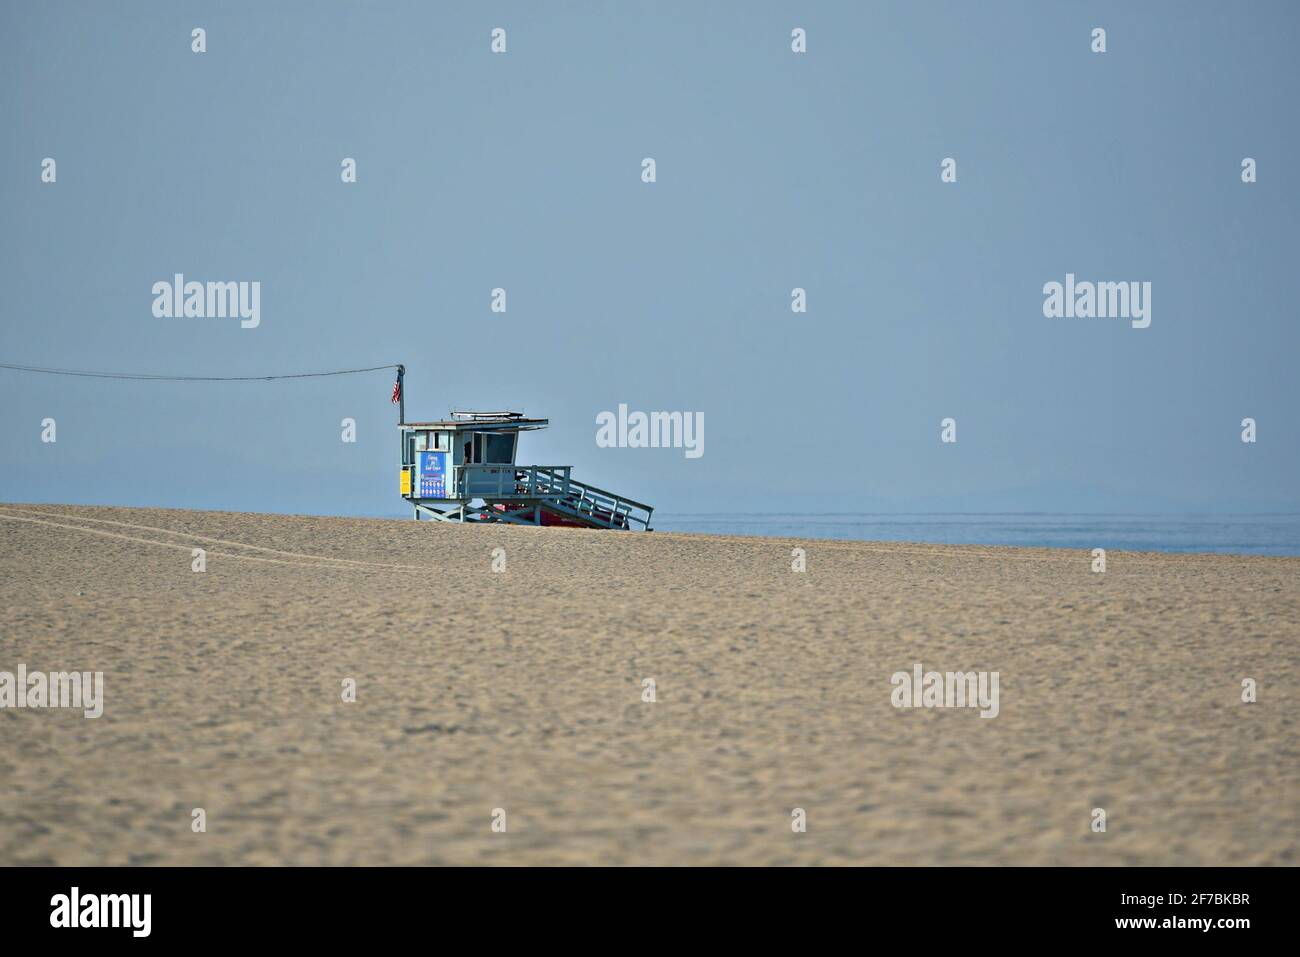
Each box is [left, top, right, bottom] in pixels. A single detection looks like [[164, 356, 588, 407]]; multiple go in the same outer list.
[[650, 513, 1300, 556]]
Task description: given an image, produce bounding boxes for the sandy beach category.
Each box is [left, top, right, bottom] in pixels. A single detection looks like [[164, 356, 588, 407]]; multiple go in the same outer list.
[[0, 503, 1295, 866]]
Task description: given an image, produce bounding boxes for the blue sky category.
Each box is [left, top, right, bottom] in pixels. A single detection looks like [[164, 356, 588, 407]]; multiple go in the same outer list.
[[2, 1, 1297, 517]]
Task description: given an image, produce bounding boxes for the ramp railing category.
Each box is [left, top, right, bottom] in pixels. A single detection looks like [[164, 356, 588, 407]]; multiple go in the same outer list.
[[527, 466, 654, 530], [450, 464, 653, 530]]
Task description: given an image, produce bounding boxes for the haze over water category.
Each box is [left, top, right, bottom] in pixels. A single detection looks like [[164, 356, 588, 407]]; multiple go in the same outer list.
[[652, 513, 1300, 556]]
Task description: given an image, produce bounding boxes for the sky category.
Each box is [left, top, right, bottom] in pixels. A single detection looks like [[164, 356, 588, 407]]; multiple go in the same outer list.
[[2, 1, 1297, 518]]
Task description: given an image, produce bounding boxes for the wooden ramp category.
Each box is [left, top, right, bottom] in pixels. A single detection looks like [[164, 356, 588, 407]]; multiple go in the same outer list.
[[500, 467, 654, 531], [412, 466, 654, 531]]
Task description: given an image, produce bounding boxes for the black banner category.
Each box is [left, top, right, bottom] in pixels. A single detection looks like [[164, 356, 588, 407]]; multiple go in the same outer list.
[[0, 866, 1274, 944]]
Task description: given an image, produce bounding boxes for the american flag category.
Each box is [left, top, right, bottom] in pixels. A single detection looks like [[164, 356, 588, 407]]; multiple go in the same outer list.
[[390, 376, 401, 404]]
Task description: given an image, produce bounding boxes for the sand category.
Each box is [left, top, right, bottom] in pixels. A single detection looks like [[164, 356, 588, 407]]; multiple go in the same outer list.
[[0, 502, 1295, 866]]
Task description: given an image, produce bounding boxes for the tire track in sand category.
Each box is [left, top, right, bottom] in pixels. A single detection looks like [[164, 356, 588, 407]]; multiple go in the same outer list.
[[0, 506, 423, 571]]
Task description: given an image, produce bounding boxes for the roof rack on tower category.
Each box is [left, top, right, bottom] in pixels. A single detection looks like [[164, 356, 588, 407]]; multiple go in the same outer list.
[[449, 410, 525, 421]]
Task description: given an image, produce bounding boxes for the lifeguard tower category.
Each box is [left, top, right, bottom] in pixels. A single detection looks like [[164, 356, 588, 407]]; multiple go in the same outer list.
[[399, 410, 653, 530]]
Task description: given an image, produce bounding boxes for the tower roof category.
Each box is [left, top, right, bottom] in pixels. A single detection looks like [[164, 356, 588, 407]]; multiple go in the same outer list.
[[400, 411, 548, 431]]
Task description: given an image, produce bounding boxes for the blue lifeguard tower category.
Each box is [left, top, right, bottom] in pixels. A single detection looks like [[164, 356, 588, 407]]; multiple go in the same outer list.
[[398, 410, 653, 530]]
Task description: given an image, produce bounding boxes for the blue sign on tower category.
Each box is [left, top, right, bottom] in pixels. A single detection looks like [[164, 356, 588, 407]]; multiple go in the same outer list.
[[418, 451, 447, 498]]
